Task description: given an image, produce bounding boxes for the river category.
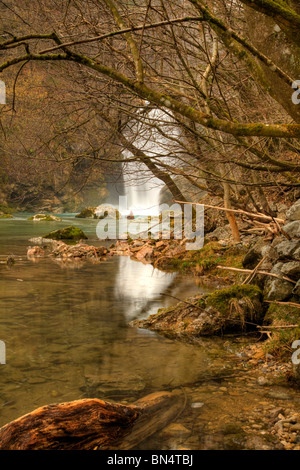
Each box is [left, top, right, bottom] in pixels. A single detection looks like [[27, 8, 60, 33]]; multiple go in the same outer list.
[[0, 214, 300, 450]]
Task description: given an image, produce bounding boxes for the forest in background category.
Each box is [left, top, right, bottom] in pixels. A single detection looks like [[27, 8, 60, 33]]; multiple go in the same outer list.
[[0, 0, 299, 226]]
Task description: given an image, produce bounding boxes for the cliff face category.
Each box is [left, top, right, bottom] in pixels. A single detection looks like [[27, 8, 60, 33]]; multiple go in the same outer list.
[[0, 178, 109, 213]]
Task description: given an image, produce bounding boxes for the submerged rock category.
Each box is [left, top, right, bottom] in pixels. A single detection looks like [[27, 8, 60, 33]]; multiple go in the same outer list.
[[28, 214, 62, 222], [50, 241, 108, 260], [42, 225, 88, 241], [27, 246, 45, 257]]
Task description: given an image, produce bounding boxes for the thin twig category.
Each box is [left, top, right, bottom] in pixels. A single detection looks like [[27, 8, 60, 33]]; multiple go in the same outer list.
[[257, 324, 299, 329], [216, 265, 296, 284], [173, 200, 285, 223], [160, 293, 205, 311], [264, 300, 300, 309], [242, 256, 266, 285]]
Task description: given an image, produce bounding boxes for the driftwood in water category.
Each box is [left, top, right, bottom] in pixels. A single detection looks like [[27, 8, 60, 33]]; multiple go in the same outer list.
[[0, 390, 185, 450]]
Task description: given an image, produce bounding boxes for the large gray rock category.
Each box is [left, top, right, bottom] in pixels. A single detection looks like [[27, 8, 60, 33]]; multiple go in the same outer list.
[[286, 199, 300, 221], [276, 239, 300, 260], [205, 224, 231, 241], [280, 261, 300, 281], [263, 262, 295, 301], [281, 220, 300, 238], [243, 238, 273, 269]]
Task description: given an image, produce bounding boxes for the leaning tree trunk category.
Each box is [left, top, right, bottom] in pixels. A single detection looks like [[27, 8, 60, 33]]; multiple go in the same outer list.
[[223, 181, 241, 243], [0, 390, 185, 450]]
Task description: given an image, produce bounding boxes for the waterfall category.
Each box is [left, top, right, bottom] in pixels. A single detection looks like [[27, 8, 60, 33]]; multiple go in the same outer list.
[[122, 107, 178, 217]]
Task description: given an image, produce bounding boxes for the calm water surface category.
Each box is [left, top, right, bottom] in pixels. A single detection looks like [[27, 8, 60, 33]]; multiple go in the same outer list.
[[1, 215, 299, 450]]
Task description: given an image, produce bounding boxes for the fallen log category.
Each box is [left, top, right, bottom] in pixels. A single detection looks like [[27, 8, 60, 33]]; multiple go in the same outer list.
[[0, 390, 185, 450]]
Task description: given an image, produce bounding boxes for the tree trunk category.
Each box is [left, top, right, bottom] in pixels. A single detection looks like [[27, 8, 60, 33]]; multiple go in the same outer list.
[[0, 390, 185, 450], [223, 182, 241, 243]]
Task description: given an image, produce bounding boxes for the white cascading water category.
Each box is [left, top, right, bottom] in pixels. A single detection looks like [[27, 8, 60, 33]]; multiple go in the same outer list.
[[121, 107, 177, 216]]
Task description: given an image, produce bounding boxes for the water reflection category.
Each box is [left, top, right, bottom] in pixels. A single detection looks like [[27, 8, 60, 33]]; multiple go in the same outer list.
[[114, 256, 176, 320], [0, 217, 234, 445]]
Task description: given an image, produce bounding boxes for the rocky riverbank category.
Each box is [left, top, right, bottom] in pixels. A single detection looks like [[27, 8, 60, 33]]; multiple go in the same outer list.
[[25, 199, 300, 385]]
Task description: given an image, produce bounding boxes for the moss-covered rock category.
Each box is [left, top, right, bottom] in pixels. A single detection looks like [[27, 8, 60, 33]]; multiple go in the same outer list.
[[131, 284, 264, 339], [75, 207, 97, 219], [168, 241, 247, 276], [262, 303, 300, 366], [206, 284, 263, 312], [76, 205, 120, 220], [0, 213, 13, 219], [42, 226, 88, 241]]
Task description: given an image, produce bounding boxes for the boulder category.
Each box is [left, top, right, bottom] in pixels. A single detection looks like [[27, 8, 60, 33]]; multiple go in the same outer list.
[[281, 220, 300, 238], [263, 262, 295, 301], [286, 199, 300, 222], [275, 239, 300, 260], [42, 226, 88, 241], [280, 261, 300, 281], [205, 225, 231, 242], [242, 238, 273, 269]]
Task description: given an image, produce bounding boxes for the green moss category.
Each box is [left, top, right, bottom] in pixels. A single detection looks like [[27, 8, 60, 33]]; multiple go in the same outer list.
[[206, 284, 263, 315], [43, 225, 88, 240], [262, 303, 300, 361], [0, 204, 16, 215], [169, 242, 247, 275], [263, 327, 300, 362], [0, 213, 13, 218], [263, 303, 300, 325]]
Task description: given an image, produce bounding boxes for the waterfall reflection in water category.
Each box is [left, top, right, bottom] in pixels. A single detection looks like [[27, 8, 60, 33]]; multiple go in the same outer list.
[[114, 256, 176, 320]]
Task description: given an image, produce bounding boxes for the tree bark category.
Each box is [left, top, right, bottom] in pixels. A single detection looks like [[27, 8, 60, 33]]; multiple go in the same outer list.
[[0, 390, 185, 450]]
